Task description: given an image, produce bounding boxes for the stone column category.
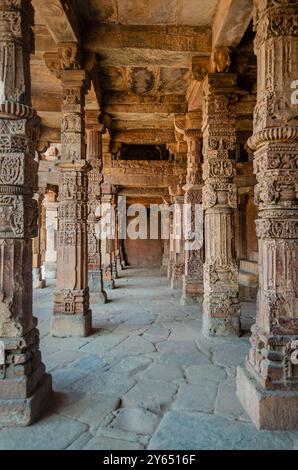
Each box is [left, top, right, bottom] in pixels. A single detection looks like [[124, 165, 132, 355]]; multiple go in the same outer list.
[[32, 192, 46, 289], [86, 119, 107, 304], [202, 73, 240, 336], [43, 190, 58, 281], [101, 191, 116, 289], [161, 238, 170, 275], [181, 130, 204, 305], [166, 213, 173, 281], [0, 0, 52, 425], [237, 0, 298, 430], [51, 50, 92, 338], [170, 193, 185, 290]]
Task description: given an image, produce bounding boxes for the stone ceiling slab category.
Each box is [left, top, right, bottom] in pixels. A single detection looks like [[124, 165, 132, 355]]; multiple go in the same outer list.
[[118, 0, 177, 25], [159, 68, 189, 94], [177, 0, 219, 26]]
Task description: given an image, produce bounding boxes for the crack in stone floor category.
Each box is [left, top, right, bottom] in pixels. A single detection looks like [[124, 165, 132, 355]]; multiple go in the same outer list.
[[0, 267, 298, 450]]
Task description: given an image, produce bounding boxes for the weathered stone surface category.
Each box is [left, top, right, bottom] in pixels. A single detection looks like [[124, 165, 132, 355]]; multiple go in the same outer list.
[[156, 340, 199, 354], [185, 364, 227, 384], [122, 380, 177, 413], [149, 411, 297, 450], [83, 436, 144, 450], [143, 325, 170, 343], [137, 363, 184, 383], [0, 414, 88, 450], [110, 336, 156, 356], [173, 383, 218, 413], [215, 379, 250, 421], [109, 407, 160, 435], [157, 351, 211, 367], [55, 392, 120, 428], [213, 340, 250, 368]]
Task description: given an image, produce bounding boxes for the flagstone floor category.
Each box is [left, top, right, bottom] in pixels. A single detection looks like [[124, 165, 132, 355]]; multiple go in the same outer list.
[[1, 267, 298, 450]]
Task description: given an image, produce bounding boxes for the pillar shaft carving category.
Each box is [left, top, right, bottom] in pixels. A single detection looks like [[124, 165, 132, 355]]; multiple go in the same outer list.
[[0, 0, 51, 426], [171, 194, 185, 290], [43, 190, 58, 281], [101, 191, 116, 289], [181, 130, 204, 305], [202, 73, 240, 336], [86, 124, 107, 302], [51, 50, 92, 337], [237, 0, 298, 430]]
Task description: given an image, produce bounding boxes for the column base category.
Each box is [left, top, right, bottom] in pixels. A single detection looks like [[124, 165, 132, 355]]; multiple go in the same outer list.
[[160, 265, 167, 276], [0, 373, 52, 427], [180, 294, 198, 306], [237, 366, 298, 430], [202, 314, 241, 337], [43, 262, 57, 280], [181, 276, 203, 305], [32, 268, 46, 289], [51, 310, 92, 338], [90, 291, 108, 305], [171, 277, 183, 290], [88, 271, 107, 302], [104, 279, 115, 290]]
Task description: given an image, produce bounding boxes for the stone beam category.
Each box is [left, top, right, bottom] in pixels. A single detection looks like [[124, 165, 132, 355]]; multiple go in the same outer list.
[[103, 157, 184, 188], [85, 24, 212, 56], [104, 102, 187, 115], [33, 0, 79, 43], [112, 129, 176, 145], [212, 0, 253, 48], [118, 188, 169, 198]]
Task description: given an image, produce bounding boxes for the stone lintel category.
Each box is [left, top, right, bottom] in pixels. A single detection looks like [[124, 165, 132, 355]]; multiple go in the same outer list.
[[85, 24, 212, 55]]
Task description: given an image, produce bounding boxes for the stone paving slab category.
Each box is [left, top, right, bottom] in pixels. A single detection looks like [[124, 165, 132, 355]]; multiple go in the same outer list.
[[0, 414, 88, 450], [149, 411, 298, 450]]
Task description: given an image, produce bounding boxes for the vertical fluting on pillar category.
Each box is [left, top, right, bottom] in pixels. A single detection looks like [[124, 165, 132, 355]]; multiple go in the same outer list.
[[51, 47, 92, 337], [0, 0, 52, 425], [237, 0, 298, 430], [86, 120, 107, 304], [202, 73, 240, 337], [181, 130, 204, 305]]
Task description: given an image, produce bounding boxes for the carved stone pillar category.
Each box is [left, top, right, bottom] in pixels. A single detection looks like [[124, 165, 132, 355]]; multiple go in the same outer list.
[[32, 192, 46, 289], [43, 190, 58, 281], [167, 210, 175, 281], [171, 194, 185, 290], [51, 50, 92, 338], [161, 238, 170, 275], [202, 73, 240, 336], [0, 0, 52, 425], [101, 191, 116, 289], [181, 130, 204, 305], [237, 0, 298, 430], [86, 119, 107, 304]]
